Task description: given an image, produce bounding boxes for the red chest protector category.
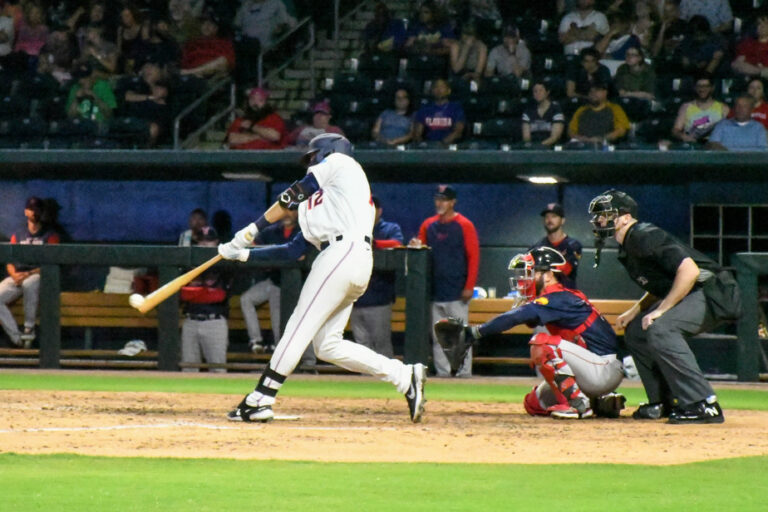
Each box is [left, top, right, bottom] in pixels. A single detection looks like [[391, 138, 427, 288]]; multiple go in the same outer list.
[[543, 285, 601, 349]]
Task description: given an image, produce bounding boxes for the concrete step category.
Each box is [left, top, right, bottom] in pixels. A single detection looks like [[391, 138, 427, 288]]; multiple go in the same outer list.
[[284, 68, 313, 79], [205, 130, 227, 142], [311, 49, 339, 60], [346, 19, 368, 31], [271, 78, 302, 90], [339, 30, 361, 40]]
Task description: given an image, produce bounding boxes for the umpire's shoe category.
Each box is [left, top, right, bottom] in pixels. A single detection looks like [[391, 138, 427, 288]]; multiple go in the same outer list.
[[405, 363, 427, 423], [668, 398, 724, 424], [632, 402, 671, 420], [227, 397, 275, 423]]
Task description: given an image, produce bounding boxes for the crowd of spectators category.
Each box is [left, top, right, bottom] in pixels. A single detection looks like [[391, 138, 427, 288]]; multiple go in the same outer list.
[[307, 0, 768, 152], [4, 1, 768, 151]]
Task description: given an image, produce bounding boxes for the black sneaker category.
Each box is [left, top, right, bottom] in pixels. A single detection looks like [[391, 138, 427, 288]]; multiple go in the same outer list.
[[405, 363, 427, 423], [226, 397, 274, 423], [668, 400, 724, 424], [632, 402, 671, 420]]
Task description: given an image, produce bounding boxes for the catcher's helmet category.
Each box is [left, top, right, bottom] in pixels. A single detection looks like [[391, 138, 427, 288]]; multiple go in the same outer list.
[[588, 189, 638, 238], [301, 133, 353, 166], [507, 247, 567, 300]]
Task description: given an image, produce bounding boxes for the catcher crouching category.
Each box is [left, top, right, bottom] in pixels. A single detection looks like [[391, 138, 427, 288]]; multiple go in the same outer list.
[[434, 247, 625, 419]]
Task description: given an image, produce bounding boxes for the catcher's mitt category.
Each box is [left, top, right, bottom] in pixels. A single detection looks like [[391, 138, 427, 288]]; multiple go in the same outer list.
[[434, 317, 474, 375]]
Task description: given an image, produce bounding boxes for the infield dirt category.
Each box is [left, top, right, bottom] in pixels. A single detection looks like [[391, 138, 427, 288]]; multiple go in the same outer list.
[[3, 375, 768, 465]]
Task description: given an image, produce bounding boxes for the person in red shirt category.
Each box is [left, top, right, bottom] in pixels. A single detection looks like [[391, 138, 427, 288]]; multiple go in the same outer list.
[[732, 14, 768, 78], [226, 87, 286, 150], [0, 197, 61, 348], [180, 10, 235, 79], [726, 77, 768, 131]]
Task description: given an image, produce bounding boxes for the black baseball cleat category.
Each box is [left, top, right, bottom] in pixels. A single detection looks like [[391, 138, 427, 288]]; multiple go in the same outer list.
[[405, 363, 427, 423], [632, 402, 671, 420], [227, 397, 274, 423], [668, 399, 724, 424]]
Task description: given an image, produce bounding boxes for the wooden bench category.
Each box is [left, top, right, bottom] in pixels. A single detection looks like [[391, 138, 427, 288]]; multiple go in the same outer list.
[[5, 293, 636, 370]]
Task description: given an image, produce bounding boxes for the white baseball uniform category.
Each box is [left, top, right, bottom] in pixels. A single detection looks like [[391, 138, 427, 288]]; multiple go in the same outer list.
[[249, 153, 414, 406]]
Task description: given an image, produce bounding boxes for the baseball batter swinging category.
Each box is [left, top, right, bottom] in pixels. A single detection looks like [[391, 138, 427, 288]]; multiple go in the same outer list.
[[217, 133, 427, 423]]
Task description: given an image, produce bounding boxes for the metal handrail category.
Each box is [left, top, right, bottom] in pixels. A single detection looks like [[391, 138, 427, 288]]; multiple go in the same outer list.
[[333, 0, 375, 72], [179, 81, 237, 150], [258, 16, 315, 90], [172, 76, 233, 150]]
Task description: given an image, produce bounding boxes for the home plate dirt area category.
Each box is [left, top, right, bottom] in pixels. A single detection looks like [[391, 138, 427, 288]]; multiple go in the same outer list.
[[2, 377, 768, 465]]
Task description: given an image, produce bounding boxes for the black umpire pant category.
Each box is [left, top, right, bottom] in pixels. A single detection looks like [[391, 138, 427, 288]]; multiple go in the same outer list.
[[624, 289, 718, 407]]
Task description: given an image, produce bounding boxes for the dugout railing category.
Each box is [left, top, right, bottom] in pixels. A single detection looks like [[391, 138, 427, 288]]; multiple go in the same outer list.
[[1, 244, 764, 381]]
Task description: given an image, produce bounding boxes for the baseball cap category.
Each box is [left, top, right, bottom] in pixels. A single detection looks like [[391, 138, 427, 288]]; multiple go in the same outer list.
[[312, 100, 332, 115], [590, 80, 610, 91], [25, 196, 44, 213], [434, 184, 457, 200], [248, 87, 270, 101], [540, 202, 565, 217]]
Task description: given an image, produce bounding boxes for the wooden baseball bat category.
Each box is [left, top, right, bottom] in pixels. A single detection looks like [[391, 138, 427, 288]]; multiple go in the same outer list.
[[133, 202, 289, 314]]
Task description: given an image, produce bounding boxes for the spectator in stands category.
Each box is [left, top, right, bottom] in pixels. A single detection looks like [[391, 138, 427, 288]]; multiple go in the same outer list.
[[484, 24, 531, 80], [226, 87, 286, 150], [39, 22, 77, 80], [180, 10, 235, 80], [522, 80, 565, 147], [168, 0, 204, 43], [614, 46, 656, 100], [13, 2, 48, 71], [363, 2, 406, 54], [567, 81, 630, 144], [178, 207, 208, 246], [117, 3, 143, 74], [289, 100, 345, 148], [743, 77, 768, 130], [651, 0, 686, 59], [449, 21, 487, 82], [234, 0, 296, 51], [123, 60, 171, 146], [66, 61, 117, 122], [409, 184, 480, 378], [180, 226, 231, 373], [350, 196, 404, 358], [530, 203, 583, 289], [630, 0, 659, 51], [677, 16, 728, 76], [77, 22, 118, 76], [0, 197, 61, 349], [371, 87, 415, 146], [679, 0, 733, 34], [706, 95, 768, 151], [594, 11, 641, 73], [566, 47, 613, 99], [413, 78, 466, 146], [731, 14, 768, 79], [467, 0, 501, 22], [404, 1, 456, 57], [0, 12, 14, 67], [672, 75, 729, 143], [69, 1, 113, 48], [132, 14, 181, 71], [558, 0, 609, 55]]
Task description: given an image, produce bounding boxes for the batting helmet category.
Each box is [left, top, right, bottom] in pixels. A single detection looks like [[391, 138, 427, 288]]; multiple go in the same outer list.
[[588, 189, 638, 238], [301, 133, 353, 166]]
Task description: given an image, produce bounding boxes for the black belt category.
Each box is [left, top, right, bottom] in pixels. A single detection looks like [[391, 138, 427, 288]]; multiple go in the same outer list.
[[186, 313, 224, 321], [320, 235, 371, 250]]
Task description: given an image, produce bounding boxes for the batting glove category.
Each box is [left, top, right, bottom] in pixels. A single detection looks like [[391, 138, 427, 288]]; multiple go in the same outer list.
[[231, 222, 258, 249], [218, 242, 249, 262]]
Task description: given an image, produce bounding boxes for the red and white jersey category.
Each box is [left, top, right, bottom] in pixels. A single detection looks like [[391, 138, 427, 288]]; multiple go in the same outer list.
[[298, 153, 375, 250]]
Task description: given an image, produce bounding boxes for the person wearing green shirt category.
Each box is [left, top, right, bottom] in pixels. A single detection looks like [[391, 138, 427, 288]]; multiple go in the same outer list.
[[66, 62, 117, 122]]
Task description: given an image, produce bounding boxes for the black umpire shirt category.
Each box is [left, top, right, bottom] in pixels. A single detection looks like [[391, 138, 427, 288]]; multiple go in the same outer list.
[[617, 222, 718, 299]]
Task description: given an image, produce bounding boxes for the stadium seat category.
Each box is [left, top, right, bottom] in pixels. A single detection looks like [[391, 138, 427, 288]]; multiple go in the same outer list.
[[656, 75, 693, 99], [324, 72, 372, 95], [462, 95, 494, 124], [481, 75, 520, 97], [617, 97, 652, 123], [0, 95, 31, 118], [562, 96, 586, 119], [472, 117, 522, 142], [357, 52, 399, 79], [540, 75, 566, 100], [336, 115, 373, 143], [108, 117, 150, 148], [401, 54, 448, 81], [532, 54, 565, 77]]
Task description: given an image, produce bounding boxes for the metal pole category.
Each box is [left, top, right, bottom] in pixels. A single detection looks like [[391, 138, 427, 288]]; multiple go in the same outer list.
[[334, 0, 340, 72]]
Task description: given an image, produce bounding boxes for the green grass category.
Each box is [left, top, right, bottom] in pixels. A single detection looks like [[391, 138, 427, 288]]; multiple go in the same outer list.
[[1, 453, 767, 512], [1, 372, 767, 410]]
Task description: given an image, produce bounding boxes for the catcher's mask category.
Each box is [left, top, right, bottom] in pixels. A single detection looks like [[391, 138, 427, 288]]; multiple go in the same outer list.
[[588, 189, 638, 239], [300, 133, 353, 167], [508, 247, 567, 301]]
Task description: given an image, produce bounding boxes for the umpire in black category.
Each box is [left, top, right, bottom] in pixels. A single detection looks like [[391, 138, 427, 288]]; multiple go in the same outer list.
[[588, 189, 734, 424]]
